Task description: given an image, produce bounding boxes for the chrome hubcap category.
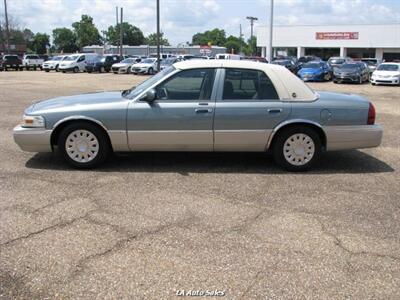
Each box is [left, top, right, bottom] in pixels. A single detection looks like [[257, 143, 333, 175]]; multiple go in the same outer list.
[[283, 133, 315, 166], [65, 130, 99, 163]]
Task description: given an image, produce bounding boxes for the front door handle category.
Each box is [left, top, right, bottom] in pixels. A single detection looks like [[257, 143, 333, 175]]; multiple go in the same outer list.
[[195, 108, 213, 113], [268, 108, 282, 114]]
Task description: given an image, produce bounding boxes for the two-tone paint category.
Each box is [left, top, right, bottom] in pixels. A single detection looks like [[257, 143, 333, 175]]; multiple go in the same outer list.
[[13, 60, 383, 155]]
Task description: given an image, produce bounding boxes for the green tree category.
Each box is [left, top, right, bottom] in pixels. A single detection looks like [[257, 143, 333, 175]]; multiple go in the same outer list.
[[145, 32, 170, 46], [224, 35, 243, 54], [27, 33, 50, 54], [245, 36, 258, 56], [192, 28, 226, 46], [52, 27, 78, 53], [103, 22, 144, 46], [72, 15, 101, 49]]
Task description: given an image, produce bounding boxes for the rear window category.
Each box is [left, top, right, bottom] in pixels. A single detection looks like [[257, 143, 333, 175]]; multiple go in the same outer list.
[[223, 68, 279, 100]]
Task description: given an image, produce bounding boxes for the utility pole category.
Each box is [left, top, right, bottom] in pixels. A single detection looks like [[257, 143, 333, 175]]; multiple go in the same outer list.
[[156, 0, 160, 72], [120, 7, 123, 57], [268, 0, 274, 63], [115, 6, 118, 55], [239, 24, 243, 55], [4, 0, 10, 53], [246, 16, 258, 55]]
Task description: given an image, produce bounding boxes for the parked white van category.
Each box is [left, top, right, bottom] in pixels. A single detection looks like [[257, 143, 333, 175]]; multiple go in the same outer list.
[[59, 53, 100, 73], [215, 53, 242, 60]]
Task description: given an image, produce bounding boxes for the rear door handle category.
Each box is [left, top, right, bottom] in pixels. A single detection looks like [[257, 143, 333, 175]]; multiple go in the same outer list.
[[195, 108, 213, 113], [268, 108, 282, 114]]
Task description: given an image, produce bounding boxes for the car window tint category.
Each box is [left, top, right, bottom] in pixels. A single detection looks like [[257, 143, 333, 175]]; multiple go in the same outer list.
[[223, 68, 279, 100], [156, 68, 215, 101]]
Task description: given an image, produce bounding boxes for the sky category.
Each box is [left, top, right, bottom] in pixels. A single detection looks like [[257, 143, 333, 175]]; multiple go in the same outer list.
[[1, 0, 400, 45]]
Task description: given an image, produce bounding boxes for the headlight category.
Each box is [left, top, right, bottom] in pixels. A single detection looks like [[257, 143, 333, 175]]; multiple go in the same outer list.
[[22, 115, 45, 128]]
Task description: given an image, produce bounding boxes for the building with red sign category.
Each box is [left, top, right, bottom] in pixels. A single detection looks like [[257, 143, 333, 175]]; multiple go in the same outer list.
[[257, 24, 400, 61]]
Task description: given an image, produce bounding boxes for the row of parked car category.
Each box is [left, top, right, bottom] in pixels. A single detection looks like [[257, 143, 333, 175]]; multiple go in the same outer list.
[[2, 52, 399, 86], [270, 55, 400, 86]]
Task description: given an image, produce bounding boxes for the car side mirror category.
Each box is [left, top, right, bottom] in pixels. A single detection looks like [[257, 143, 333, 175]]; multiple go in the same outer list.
[[142, 88, 156, 102]]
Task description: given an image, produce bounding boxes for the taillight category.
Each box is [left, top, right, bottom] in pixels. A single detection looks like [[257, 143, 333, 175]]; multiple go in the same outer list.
[[367, 102, 376, 125]]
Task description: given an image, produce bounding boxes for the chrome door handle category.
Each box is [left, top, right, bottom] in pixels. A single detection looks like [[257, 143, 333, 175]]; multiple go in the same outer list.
[[268, 108, 282, 114], [195, 108, 213, 113]]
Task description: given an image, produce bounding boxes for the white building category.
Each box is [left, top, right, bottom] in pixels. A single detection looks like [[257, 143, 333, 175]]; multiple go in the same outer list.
[[257, 24, 400, 61], [82, 45, 226, 57]]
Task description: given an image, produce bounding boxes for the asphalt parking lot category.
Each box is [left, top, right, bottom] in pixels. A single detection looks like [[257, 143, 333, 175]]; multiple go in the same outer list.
[[0, 71, 399, 299]]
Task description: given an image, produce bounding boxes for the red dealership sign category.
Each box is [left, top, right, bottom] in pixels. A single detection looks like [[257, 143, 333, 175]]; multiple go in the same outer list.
[[316, 32, 359, 40]]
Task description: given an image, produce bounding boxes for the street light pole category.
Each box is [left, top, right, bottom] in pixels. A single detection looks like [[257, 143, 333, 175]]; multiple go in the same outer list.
[[156, 0, 160, 72], [120, 7, 123, 56], [4, 0, 10, 53], [246, 16, 258, 55], [268, 0, 274, 63]]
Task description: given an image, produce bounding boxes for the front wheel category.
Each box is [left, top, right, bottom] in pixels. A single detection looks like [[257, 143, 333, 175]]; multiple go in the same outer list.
[[58, 122, 111, 169], [73, 67, 79, 73], [273, 126, 322, 171], [148, 67, 154, 75]]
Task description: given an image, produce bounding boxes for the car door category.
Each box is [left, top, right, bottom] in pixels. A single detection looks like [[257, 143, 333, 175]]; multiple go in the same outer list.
[[77, 55, 86, 71], [127, 68, 217, 151], [214, 68, 291, 151]]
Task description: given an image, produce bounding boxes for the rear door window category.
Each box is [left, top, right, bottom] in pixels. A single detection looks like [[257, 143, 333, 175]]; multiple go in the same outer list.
[[222, 68, 279, 100]]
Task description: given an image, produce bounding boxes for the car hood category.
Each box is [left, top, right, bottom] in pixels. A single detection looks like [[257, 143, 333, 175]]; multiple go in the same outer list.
[[26, 91, 124, 114], [112, 62, 131, 67], [373, 70, 400, 76], [299, 68, 322, 74], [336, 69, 359, 74], [133, 63, 153, 68]]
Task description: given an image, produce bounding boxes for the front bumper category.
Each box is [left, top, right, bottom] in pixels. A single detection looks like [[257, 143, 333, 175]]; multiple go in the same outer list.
[[300, 73, 324, 81], [131, 68, 148, 74], [13, 125, 52, 152], [43, 64, 57, 70], [324, 125, 383, 151], [370, 77, 399, 85], [333, 74, 359, 82]]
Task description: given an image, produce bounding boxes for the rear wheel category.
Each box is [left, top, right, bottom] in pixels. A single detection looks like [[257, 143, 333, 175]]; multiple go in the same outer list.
[[57, 122, 111, 169], [273, 126, 322, 171]]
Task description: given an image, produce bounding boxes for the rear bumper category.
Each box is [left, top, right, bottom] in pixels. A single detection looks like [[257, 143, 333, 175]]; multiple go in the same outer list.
[[324, 125, 383, 151], [13, 125, 52, 152]]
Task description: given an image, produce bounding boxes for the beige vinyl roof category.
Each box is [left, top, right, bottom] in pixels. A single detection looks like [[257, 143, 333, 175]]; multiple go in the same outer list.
[[173, 59, 318, 102]]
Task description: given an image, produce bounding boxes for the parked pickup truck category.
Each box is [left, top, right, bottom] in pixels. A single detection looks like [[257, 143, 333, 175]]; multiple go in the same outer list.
[[0, 55, 23, 71], [22, 54, 44, 70]]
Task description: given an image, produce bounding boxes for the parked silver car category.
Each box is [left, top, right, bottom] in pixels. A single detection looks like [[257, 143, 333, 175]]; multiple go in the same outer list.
[[13, 60, 382, 171]]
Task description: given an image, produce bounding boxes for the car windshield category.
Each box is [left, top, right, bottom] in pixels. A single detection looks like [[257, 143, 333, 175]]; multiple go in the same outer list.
[[362, 59, 377, 66], [142, 58, 156, 64], [340, 64, 359, 70], [377, 64, 399, 71], [302, 63, 321, 68], [329, 59, 345, 64], [51, 56, 62, 61], [64, 55, 78, 61], [123, 66, 176, 98], [4, 55, 18, 59], [121, 58, 134, 63]]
